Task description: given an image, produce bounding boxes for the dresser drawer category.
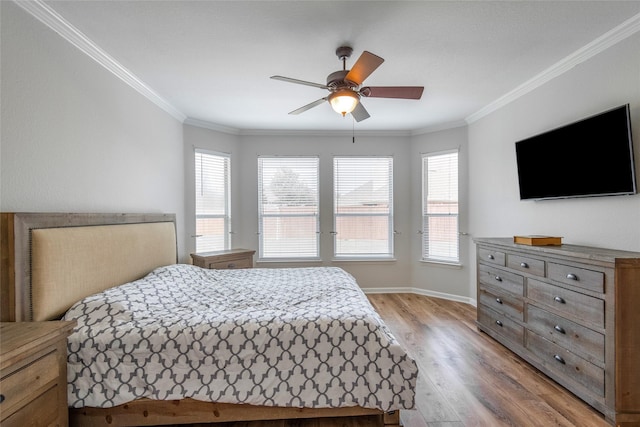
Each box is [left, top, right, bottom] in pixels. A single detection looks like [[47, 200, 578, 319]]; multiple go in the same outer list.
[[527, 279, 604, 328], [0, 351, 59, 416], [478, 264, 524, 296], [527, 305, 604, 365], [1, 385, 59, 427], [526, 330, 604, 397], [507, 254, 545, 277], [207, 257, 253, 269], [478, 248, 505, 266], [192, 249, 255, 270], [478, 306, 524, 345], [548, 262, 604, 293], [479, 286, 524, 321]]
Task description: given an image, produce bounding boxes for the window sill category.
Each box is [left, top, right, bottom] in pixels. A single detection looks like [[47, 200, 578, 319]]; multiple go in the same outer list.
[[332, 257, 397, 263], [420, 259, 463, 269]]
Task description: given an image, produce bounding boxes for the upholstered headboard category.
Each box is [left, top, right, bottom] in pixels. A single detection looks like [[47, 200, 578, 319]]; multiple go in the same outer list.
[[1, 213, 177, 322]]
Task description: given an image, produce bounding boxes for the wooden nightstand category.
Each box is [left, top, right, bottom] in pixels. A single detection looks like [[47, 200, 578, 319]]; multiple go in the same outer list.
[[191, 249, 256, 270], [0, 321, 76, 427]]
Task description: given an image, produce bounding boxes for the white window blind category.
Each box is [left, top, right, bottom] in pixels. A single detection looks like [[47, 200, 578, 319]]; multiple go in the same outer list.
[[258, 156, 319, 259], [333, 156, 393, 258], [422, 150, 459, 262], [195, 149, 231, 252]]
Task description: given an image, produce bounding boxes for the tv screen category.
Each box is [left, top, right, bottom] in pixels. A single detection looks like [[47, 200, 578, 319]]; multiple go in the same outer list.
[[515, 104, 637, 200]]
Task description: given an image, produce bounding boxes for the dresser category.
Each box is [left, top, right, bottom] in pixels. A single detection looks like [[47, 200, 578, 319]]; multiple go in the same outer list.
[[475, 238, 640, 426], [191, 249, 256, 269], [0, 321, 76, 427]]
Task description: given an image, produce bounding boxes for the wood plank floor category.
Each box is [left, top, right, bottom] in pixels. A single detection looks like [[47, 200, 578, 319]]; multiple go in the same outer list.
[[367, 293, 609, 427], [162, 294, 610, 427]]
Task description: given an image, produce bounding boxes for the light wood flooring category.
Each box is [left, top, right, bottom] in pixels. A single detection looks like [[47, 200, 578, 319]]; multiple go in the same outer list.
[[164, 293, 610, 427]]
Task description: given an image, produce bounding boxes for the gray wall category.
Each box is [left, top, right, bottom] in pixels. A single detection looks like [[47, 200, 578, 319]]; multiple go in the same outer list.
[[4, 0, 639, 300], [467, 32, 640, 292], [1, 2, 187, 260]]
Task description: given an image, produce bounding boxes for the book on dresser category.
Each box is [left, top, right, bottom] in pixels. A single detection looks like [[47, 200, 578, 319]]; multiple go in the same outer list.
[[474, 237, 640, 426], [513, 235, 562, 246]]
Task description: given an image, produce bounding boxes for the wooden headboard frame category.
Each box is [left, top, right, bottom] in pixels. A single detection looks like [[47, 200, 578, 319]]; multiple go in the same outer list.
[[0, 213, 177, 322]]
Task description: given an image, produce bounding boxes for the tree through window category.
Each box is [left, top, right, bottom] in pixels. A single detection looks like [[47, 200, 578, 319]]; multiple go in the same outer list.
[[257, 157, 319, 260]]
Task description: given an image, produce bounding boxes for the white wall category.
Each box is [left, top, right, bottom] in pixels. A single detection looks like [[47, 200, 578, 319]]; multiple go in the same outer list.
[[468, 32, 640, 291], [0, 2, 186, 259]]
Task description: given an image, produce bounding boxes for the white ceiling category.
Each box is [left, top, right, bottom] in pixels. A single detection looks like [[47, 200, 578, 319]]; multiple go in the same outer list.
[[38, 1, 640, 133]]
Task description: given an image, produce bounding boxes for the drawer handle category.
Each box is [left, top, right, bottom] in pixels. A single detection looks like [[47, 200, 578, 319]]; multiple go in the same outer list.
[[495, 320, 503, 327], [0, 394, 4, 403], [495, 276, 502, 282], [553, 296, 566, 304], [554, 354, 566, 364], [495, 298, 503, 304], [566, 273, 578, 281], [488, 254, 495, 260], [554, 325, 566, 334], [520, 262, 529, 268], [227, 263, 236, 268]]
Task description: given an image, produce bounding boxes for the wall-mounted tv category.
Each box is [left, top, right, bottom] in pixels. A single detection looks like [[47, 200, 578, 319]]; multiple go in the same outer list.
[[515, 104, 637, 200]]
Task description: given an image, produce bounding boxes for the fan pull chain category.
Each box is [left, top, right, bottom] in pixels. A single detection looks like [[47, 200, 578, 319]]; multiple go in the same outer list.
[[352, 116, 355, 143]]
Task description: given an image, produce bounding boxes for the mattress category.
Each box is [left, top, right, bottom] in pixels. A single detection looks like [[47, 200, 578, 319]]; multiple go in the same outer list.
[[63, 264, 417, 410]]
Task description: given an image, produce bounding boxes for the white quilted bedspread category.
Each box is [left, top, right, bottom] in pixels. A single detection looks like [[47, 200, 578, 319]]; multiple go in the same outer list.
[[63, 264, 417, 410]]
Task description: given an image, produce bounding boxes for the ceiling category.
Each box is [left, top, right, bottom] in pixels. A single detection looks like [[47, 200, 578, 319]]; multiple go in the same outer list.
[[37, 1, 640, 133]]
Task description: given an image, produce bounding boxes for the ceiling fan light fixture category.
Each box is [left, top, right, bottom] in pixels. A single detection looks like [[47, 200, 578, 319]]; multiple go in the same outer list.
[[328, 90, 359, 116]]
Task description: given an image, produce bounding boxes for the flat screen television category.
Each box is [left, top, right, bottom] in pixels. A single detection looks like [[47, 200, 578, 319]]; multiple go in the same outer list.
[[515, 104, 637, 200]]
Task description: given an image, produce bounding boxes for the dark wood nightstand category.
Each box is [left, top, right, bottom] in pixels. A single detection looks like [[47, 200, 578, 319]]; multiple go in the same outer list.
[[191, 249, 256, 270], [0, 321, 76, 427]]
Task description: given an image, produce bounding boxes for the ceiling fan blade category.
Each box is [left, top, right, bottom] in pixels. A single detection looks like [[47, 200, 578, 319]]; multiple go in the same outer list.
[[288, 98, 327, 115], [345, 51, 384, 85], [351, 102, 370, 122], [360, 86, 424, 99], [271, 75, 328, 90]]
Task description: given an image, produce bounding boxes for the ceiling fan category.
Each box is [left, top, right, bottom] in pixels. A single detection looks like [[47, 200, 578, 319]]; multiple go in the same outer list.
[[271, 46, 424, 122]]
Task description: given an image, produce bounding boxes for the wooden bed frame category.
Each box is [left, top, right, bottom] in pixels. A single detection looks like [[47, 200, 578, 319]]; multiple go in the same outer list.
[[0, 212, 402, 427]]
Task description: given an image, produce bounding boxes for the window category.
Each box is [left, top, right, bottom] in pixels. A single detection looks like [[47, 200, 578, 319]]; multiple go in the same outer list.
[[333, 156, 394, 258], [258, 156, 319, 260], [195, 149, 231, 252], [422, 150, 459, 263]]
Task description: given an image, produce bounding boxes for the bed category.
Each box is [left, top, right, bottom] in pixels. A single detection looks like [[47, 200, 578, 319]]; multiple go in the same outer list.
[[0, 212, 417, 427]]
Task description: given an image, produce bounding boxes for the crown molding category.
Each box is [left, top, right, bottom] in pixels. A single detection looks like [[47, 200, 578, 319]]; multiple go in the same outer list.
[[13, 0, 187, 123], [466, 12, 640, 124], [183, 118, 241, 135], [15, 0, 640, 132], [238, 128, 412, 137], [184, 118, 414, 137], [411, 120, 467, 136]]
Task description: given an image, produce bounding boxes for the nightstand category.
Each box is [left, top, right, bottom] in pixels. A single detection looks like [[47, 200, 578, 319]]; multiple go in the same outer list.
[[191, 249, 256, 269], [0, 321, 76, 427]]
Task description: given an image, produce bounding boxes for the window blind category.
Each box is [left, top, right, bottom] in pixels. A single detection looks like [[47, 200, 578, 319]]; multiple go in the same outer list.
[[422, 150, 459, 262], [195, 149, 231, 252], [333, 156, 393, 258], [258, 156, 319, 259]]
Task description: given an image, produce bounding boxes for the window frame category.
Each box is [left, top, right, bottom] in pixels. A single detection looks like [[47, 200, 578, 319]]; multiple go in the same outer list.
[[332, 155, 395, 260], [195, 148, 231, 253], [257, 155, 320, 262], [421, 149, 460, 264]]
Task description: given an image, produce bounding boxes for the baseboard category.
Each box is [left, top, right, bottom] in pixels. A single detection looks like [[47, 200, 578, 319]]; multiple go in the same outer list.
[[361, 287, 477, 307]]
